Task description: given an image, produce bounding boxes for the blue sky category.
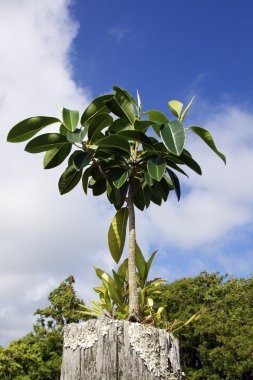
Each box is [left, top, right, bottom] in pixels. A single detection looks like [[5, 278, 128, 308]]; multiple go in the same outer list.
[[0, 0, 252, 345], [71, 0, 253, 107]]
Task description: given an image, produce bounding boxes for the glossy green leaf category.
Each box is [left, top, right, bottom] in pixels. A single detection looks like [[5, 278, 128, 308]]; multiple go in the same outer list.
[[180, 150, 202, 175], [58, 164, 82, 195], [180, 96, 194, 121], [144, 172, 153, 186], [109, 168, 128, 189], [82, 166, 91, 194], [113, 86, 136, 104], [73, 151, 92, 171], [7, 116, 60, 143], [108, 118, 130, 133], [88, 113, 113, 143], [143, 186, 152, 208], [81, 94, 113, 126], [62, 108, 79, 132], [135, 244, 146, 285], [167, 168, 181, 201], [134, 120, 154, 133], [106, 182, 122, 207], [145, 110, 169, 123], [155, 177, 171, 201], [149, 186, 163, 206], [134, 187, 146, 211], [117, 130, 153, 147], [118, 258, 128, 280], [101, 273, 122, 305], [160, 121, 186, 156], [59, 123, 69, 136], [92, 177, 107, 196], [96, 135, 130, 154], [189, 126, 226, 164], [108, 207, 129, 263], [146, 250, 158, 280], [25, 133, 68, 153], [168, 100, 183, 118], [94, 266, 105, 280], [166, 160, 189, 177], [43, 143, 72, 169], [105, 89, 135, 125], [67, 128, 87, 143], [147, 157, 166, 181]]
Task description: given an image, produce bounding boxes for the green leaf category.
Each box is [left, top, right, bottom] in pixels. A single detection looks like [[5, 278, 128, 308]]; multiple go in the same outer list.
[[160, 121, 186, 156], [144, 172, 153, 186], [146, 250, 158, 280], [135, 244, 147, 286], [96, 135, 130, 154], [189, 126, 226, 164], [81, 95, 113, 126], [117, 130, 153, 147], [143, 185, 152, 208], [108, 118, 130, 133], [94, 266, 105, 280], [180, 96, 194, 121], [134, 120, 154, 132], [92, 177, 107, 196], [166, 160, 189, 177], [168, 100, 183, 118], [7, 116, 60, 143], [82, 166, 91, 194], [62, 108, 79, 132], [167, 169, 181, 201], [43, 143, 72, 169], [180, 150, 202, 175], [88, 113, 113, 143], [117, 258, 128, 280], [73, 151, 92, 171], [25, 133, 68, 153], [149, 186, 163, 206], [108, 207, 129, 263], [134, 187, 146, 211], [113, 86, 136, 104], [154, 177, 171, 201], [109, 168, 128, 189], [59, 123, 69, 136], [145, 110, 169, 123], [67, 128, 87, 143], [58, 165, 82, 195], [147, 157, 166, 181], [105, 89, 136, 125]]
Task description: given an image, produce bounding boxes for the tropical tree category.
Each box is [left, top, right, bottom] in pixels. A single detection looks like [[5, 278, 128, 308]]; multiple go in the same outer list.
[[155, 272, 253, 379], [0, 276, 88, 380], [7, 86, 226, 321]]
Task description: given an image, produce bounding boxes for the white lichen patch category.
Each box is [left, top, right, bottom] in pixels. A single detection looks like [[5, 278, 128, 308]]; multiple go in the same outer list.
[[63, 319, 112, 350], [128, 322, 180, 378], [64, 321, 98, 350]]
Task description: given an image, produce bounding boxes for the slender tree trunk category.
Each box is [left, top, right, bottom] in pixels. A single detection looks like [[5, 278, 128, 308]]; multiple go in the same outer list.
[[127, 179, 140, 322]]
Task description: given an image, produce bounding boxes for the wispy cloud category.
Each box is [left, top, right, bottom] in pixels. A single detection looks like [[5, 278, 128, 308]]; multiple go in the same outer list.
[[108, 26, 131, 42]]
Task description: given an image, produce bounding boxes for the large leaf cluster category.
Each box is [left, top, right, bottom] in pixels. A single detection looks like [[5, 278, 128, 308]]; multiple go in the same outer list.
[[7, 86, 225, 212]]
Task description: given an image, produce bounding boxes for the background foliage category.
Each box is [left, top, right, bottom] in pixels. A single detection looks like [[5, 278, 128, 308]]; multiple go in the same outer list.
[[0, 272, 252, 380]]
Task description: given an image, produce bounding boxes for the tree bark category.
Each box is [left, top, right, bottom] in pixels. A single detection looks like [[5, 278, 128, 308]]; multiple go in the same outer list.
[[127, 180, 139, 322], [61, 319, 185, 380]]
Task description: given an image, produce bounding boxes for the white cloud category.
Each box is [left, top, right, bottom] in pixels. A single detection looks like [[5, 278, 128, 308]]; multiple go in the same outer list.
[[0, 0, 97, 346], [136, 106, 253, 252]]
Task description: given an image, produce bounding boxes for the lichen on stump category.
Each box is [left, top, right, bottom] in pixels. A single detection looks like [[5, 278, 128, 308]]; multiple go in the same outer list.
[[61, 319, 185, 380]]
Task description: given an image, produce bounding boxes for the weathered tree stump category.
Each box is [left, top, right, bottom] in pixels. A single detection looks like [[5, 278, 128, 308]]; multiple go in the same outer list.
[[61, 319, 185, 380]]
